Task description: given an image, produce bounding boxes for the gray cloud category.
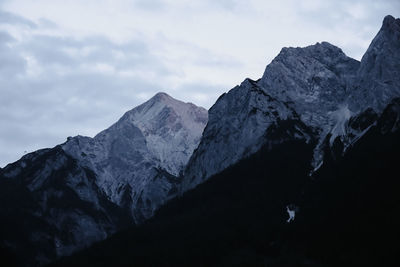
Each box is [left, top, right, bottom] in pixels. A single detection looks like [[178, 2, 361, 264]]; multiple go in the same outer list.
[[133, 0, 166, 11], [0, 10, 36, 27], [37, 17, 57, 28], [0, 30, 13, 42], [0, 31, 26, 77]]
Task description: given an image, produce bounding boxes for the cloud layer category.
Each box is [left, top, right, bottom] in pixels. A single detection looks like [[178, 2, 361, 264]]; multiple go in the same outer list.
[[0, 0, 399, 166]]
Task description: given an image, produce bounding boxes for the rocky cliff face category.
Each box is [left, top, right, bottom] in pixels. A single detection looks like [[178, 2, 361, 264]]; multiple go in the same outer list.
[[0, 147, 128, 265], [182, 15, 400, 192], [349, 15, 400, 113]]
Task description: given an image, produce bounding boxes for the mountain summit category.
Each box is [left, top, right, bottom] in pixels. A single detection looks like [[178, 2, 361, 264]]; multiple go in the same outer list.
[[62, 92, 208, 222], [348, 15, 400, 113], [113, 92, 208, 176]]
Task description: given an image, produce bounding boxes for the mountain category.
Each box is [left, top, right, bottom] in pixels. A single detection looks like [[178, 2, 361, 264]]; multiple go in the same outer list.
[[2, 14, 400, 267], [53, 96, 400, 267], [0, 93, 207, 266], [62, 92, 207, 222], [53, 15, 400, 266], [181, 15, 400, 192]]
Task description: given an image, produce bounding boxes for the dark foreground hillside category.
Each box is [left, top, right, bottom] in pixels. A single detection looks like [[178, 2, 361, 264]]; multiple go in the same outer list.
[[52, 102, 400, 267]]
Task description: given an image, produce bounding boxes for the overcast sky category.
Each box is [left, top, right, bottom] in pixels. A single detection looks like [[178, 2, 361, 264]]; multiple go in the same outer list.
[[0, 0, 399, 167]]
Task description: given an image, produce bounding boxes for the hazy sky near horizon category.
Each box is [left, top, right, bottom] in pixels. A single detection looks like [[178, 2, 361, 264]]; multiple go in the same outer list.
[[0, 0, 399, 166]]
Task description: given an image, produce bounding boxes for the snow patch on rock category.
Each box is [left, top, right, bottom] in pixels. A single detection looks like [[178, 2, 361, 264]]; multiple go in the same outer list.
[[286, 206, 295, 223]]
